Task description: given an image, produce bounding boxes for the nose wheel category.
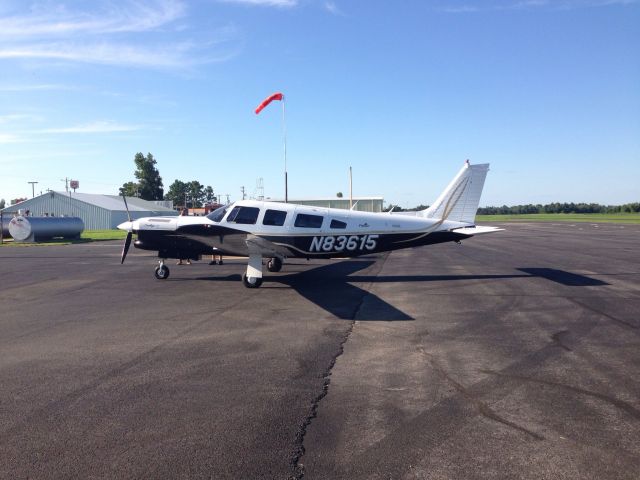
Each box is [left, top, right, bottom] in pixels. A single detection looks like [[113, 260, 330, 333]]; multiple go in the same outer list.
[[154, 260, 170, 280]]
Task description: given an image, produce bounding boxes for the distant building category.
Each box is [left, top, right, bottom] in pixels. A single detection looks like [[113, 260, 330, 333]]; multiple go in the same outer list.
[[267, 197, 384, 213], [0, 191, 178, 230]]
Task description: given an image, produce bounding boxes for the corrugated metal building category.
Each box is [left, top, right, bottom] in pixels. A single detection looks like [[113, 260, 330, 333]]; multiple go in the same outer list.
[[268, 197, 384, 212], [0, 192, 178, 230]]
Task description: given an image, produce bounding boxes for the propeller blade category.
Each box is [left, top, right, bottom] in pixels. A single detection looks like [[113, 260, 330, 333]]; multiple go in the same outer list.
[[121, 231, 132, 264]]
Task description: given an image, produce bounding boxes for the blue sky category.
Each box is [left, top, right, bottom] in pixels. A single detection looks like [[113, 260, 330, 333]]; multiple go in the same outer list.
[[1, 0, 638, 208]]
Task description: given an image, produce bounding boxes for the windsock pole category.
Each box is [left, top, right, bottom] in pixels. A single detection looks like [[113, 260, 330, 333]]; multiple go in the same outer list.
[[255, 92, 287, 202], [282, 97, 288, 203]]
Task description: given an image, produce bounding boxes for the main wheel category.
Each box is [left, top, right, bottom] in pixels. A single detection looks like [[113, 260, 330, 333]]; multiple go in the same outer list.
[[154, 265, 170, 280], [266, 257, 282, 272], [242, 273, 263, 288]]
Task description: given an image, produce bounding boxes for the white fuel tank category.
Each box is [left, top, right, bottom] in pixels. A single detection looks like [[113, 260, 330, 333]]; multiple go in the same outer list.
[[8, 216, 85, 242]]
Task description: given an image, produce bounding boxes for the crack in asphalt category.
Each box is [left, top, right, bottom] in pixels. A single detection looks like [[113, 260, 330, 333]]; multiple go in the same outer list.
[[289, 318, 356, 479], [289, 254, 390, 479]]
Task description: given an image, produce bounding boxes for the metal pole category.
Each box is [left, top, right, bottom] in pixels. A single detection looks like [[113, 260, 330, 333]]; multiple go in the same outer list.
[[282, 97, 288, 203], [28, 181, 38, 198], [349, 166, 353, 210]]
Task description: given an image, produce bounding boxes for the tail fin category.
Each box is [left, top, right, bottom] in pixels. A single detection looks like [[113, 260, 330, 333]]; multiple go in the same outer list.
[[422, 161, 489, 224]]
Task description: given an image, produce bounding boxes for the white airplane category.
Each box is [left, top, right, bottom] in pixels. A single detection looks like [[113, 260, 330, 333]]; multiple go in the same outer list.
[[118, 161, 501, 288]]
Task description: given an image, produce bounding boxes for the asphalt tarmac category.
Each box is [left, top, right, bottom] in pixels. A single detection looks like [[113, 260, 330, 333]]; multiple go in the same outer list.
[[0, 222, 638, 479]]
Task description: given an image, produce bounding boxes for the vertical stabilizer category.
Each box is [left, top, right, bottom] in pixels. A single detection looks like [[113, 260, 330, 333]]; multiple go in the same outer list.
[[422, 161, 489, 224]]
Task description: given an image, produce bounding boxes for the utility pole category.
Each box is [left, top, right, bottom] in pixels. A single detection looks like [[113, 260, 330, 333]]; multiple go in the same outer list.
[[240, 186, 246, 200], [28, 181, 38, 198], [61, 177, 69, 193], [225, 194, 230, 204]]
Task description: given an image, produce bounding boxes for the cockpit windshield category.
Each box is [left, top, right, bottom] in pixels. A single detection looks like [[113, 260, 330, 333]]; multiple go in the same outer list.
[[206, 205, 229, 222]]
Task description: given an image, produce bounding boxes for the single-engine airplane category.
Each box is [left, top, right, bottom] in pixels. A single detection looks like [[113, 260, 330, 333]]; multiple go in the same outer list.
[[118, 161, 502, 288]]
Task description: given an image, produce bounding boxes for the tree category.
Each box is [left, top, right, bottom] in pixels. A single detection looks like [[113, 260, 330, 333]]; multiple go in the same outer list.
[[204, 186, 215, 204], [409, 204, 430, 211], [186, 181, 205, 208], [0, 198, 5, 209], [336, 192, 343, 198], [165, 180, 188, 208], [119, 152, 163, 200], [119, 181, 139, 197], [165, 180, 213, 208], [134, 152, 163, 200], [386, 204, 404, 212]]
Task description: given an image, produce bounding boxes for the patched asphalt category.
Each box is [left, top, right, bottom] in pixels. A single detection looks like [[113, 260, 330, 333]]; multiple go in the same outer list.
[[0, 222, 638, 479]]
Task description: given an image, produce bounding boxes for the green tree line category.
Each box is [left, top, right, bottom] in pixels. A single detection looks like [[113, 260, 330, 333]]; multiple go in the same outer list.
[[477, 202, 640, 215]]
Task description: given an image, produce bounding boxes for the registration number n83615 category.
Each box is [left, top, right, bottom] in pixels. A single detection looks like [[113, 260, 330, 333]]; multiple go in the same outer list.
[[309, 234, 379, 252]]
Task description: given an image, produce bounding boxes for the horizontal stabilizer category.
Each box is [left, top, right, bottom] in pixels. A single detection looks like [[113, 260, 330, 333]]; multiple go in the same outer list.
[[452, 226, 504, 236]]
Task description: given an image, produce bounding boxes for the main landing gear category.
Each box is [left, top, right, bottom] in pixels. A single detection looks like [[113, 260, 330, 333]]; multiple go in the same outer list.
[[242, 273, 263, 288], [266, 257, 282, 272], [151, 256, 282, 288], [154, 260, 170, 280], [243, 256, 285, 288], [243, 254, 263, 288]]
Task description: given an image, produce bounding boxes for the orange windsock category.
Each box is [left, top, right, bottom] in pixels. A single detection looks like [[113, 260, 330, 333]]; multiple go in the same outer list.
[[255, 92, 284, 114]]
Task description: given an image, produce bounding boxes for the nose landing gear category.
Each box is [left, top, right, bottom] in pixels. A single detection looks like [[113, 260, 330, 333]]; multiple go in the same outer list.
[[154, 260, 170, 280]]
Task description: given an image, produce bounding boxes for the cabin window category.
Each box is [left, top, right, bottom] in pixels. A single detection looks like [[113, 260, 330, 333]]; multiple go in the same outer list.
[[226, 206, 260, 225], [330, 219, 347, 229], [263, 209, 287, 226], [294, 213, 324, 228], [207, 206, 228, 222]]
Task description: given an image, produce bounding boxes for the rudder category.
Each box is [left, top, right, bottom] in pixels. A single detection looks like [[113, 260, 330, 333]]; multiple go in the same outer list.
[[422, 161, 489, 224]]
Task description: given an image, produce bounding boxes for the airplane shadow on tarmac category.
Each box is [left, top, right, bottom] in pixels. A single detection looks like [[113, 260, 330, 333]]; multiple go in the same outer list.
[[192, 260, 608, 322]]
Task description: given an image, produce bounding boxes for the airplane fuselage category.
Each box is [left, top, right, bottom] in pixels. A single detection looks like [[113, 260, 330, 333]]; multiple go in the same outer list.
[[128, 200, 470, 261], [117, 162, 500, 287]]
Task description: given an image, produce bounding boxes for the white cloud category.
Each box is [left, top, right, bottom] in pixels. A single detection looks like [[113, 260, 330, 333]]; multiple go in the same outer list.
[[0, 133, 20, 143], [324, 2, 345, 15], [0, 84, 72, 92], [0, 42, 206, 68], [219, 0, 297, 7], [38, 121, 143, 134], [438, 0, 639, 12], [0, 121, 143, 141], [0, 0, 238, 69], [0, 0, 186, 38], [0, 114, 43, 124]]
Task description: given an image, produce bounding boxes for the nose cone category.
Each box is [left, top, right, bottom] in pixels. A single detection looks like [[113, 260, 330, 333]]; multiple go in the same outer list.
[[118, 220, 133, 232]]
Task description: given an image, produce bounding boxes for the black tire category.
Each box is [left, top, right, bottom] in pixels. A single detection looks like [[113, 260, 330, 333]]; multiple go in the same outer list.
[[242, 273, 263, 288], [266, 257, 282, 272], [154, 265, 170, 280]]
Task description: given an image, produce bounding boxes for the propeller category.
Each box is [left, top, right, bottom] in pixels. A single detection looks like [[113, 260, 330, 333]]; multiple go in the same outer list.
[[120, 195, 133, 264]]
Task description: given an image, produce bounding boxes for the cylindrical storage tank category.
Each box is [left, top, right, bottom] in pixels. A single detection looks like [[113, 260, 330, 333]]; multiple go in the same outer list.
[[8, 216, 84, 242]]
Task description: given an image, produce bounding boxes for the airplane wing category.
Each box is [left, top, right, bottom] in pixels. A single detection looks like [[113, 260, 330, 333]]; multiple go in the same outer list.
[[451, 226, 504, 236], [245, 234, 290, 257]]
